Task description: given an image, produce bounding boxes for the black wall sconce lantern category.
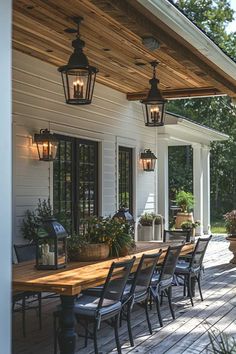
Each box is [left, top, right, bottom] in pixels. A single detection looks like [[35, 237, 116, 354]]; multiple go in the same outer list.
[[34, 129, 58, 161], [36, 218, 68, 270], [58, 17, 98, 105], [140, 149, 157, 172], [141, 61, 166, 127]]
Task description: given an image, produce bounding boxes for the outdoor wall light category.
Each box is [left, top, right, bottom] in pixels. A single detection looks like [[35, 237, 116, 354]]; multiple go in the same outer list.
[[140, 149, 157, 172], [141, 61, 166, 127], [58, 17, 98, 105], [34, 129, 58, 161]]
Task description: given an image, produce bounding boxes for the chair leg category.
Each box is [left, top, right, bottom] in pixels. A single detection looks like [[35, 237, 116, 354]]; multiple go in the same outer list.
[[53, 313, 58, 354], [22, 295, 26, 337], [188, 275, 194, 306], [155, 293, 163, 327], [145, 299, 152, 334], [127, 304, 134, 347], [93, 321, 99, 354], [184, 275, 187, 297], [167, 286, 175, 320], [149, 291, 153, 310], [84, 319, 89, 348], [114, 315, 122, 354], [38, 292, 42, 330], [160, 291, 164, 306], [197, 275, 204, 301]]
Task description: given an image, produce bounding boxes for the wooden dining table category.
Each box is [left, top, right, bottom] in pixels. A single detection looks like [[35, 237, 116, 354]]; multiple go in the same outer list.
[[13, 241, 194, 354]]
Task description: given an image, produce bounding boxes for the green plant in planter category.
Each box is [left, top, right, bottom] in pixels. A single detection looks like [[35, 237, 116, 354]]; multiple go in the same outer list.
[[67, 233, 86, 261], [154, 215, 163, 225], [208, 327, 236, 353], [21, 199, 53, 243], [175, 191, 194, 213], [224, 210, 236, 237], [181, 220, 200, 230], [139, 213, 155, 226]]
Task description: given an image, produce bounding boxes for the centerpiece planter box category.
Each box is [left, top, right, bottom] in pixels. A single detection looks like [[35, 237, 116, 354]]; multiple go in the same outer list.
[[72, 243, 110, 262]]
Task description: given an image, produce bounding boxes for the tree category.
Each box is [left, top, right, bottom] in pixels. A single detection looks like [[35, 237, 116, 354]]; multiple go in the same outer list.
[[168, 0, 236, 221]]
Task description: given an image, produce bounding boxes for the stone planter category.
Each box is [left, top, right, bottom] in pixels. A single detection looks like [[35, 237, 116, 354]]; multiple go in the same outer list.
[[139, 225, 153, 241], [153, 224, 162, 241], [70, 243, 110, 262], [226, 236, 236, 264], [175, 212, 194, 229]]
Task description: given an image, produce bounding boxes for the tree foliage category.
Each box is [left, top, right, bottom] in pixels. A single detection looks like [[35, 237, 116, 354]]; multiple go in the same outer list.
[[168, 0, 236, 220]]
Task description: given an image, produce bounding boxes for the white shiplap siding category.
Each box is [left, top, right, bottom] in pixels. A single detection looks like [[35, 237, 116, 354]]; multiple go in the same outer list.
[[13, 50, 157, 242]]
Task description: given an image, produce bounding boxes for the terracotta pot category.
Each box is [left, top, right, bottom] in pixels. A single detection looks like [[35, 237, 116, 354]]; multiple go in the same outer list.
[[119, 244, 135, 257], [175, 212, 194, 229], [226, 236, 236, 264], [75, 243, 110, 262]]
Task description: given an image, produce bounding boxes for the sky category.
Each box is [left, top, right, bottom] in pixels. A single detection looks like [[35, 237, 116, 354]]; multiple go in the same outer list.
[[226, 0, 236, 33]]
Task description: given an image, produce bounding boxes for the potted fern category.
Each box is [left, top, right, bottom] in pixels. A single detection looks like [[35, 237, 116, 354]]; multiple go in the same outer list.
[[224, 210, 236, 264]]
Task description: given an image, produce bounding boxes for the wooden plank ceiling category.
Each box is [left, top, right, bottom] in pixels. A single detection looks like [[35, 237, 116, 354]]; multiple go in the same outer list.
[[12, 0, 236, 100]]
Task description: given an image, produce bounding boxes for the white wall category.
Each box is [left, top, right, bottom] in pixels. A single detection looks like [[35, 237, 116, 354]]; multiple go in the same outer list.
[[13, 50, 157, 242], [0, 0, 12, 353]]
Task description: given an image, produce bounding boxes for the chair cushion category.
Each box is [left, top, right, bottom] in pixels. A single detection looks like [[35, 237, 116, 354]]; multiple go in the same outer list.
[[175, 261, 200, 274], [74, 294, 121, 317], [151, 273, 173, 289]]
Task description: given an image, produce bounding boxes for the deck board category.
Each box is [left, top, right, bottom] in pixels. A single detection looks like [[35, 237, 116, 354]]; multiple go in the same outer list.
[[12, 236, 236, 354]]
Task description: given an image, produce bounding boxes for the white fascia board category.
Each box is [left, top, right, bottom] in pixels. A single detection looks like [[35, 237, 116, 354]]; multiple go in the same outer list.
[[177, 118, 229, 141], [137, 0, 236, 82]]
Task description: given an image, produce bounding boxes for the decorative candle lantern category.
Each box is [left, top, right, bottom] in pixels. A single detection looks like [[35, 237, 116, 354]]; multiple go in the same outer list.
[[36, 218, 68, 270], [141, 61, 166, 127], [140, 149, 157, 172], [58, 17, 98, 105], [113, 206, 134, 223], [34, 129, 58, 161]]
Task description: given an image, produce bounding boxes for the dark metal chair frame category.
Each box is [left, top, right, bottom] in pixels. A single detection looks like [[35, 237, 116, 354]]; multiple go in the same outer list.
[[150, 244, 183, 327], [54, 257, 135, 354], [121, 252, 162, 347], [13, 244, 42, 337], [174, 235, 212, 306], [163, 229, 191, 243]]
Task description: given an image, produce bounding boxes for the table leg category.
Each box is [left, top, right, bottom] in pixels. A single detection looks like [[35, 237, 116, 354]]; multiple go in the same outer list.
[[58, 295, 76, 354]]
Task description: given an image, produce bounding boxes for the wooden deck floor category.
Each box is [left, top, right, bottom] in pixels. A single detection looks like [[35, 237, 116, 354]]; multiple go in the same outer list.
[[13, 236, 236, 354]]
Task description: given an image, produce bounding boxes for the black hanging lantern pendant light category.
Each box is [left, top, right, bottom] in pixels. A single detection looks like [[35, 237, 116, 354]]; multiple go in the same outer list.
[[140, 149, 157, 172], [34, 129, 58, 161], [141, 61, 166, 127], [58, 17, 98, 105]]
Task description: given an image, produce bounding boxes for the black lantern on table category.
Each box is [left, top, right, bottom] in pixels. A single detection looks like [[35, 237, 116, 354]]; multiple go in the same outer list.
[[141, 61, 166, 127], [113, 206, 134, 223], [34, 129, 58, 161], [36, 218, 68, 270], [140, 149, 157, 172], [58, 17, 98, 105]]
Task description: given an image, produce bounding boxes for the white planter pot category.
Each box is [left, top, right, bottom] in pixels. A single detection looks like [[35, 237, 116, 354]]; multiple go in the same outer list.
[[153, 224, 162, 241], [139, 225, 153, 241]]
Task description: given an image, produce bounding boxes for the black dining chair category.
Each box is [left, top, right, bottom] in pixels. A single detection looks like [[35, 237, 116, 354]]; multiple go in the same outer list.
[[164, 229, 191, 243], [121, 252, 162, 347], [150, 244, 183, 327], [13, 244, 42, 337], [174, 235, 212, 306], [54, 257, 135, 354]]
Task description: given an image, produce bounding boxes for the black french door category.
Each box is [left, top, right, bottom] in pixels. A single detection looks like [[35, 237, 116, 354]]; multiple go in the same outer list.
[[118, 146, 133, 213], [53, 135, 98, 233]]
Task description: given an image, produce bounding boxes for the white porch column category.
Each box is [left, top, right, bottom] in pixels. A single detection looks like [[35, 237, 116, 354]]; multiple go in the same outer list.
[[0, 1, 12, 353], [192, 144, 204, 235], [202, 145, 211, 234], [157, 138, 169, 229]]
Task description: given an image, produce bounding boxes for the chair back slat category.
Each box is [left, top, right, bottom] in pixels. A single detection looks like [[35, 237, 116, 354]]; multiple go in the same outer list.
[[190, 235, 212, 269], [164, 230, 191, 243], [14, 244, 36, 263], [160, 244, 183, 282], [98, 257, 135, 309], [130, 252, 162, 295]]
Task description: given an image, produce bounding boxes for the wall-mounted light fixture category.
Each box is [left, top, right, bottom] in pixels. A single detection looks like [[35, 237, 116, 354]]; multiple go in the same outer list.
[[140, 149, 157, 172], [58, 17, 98, 105], [34, 129, 58, 161], [141, 61, 166, 127]]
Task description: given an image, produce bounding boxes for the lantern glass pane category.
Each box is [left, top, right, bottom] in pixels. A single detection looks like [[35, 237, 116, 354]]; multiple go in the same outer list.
[[37, 141, 58, 161], [143, 102, 165, 127], [62, 69, 96, 104], [57, 239, 66, 266], [37, 238, 56, 266]]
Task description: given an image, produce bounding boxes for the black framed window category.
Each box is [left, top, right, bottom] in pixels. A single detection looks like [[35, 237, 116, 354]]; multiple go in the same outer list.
[[118, 146, 133, 213], [53, 135, 98, 233]]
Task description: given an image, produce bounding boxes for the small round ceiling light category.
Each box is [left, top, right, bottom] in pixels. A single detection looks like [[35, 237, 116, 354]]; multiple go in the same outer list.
[[141, 61, 166, 127], [58, 17, 98, 105]]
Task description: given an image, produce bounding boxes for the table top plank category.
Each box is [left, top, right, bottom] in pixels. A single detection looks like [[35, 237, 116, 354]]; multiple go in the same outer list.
[[13, 241, 194, 296]]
